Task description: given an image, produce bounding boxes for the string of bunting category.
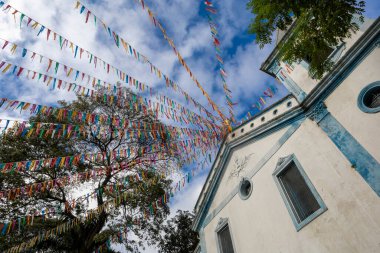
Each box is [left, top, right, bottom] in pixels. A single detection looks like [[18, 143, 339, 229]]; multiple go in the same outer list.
[[251, 85, 279, 111], [0, 117, 219, 165], [203, 0, 235, 120], [0, 60, 216, 129], [0, 96, 219, 138], [0, 38, 219, 127], [0, 156, 177, 202], [0, 150, 218, 240], [3, 152, 214, 253], [0, 118, 216, 148], [0, 118, 215, 144], [0, 2, 221, 126], [0, 166, 168, 236], [75, 0, 228, 124], [0, 133, 218, 175], [237, 85, 279, 124]]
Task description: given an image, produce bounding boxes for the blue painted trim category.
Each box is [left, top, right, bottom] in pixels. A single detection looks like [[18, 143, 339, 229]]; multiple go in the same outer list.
[[272, 154, 328, 231], [199, 120, 303, 230], [269, 61, 307, 102], [318, 113, 380, 196], [357, 81, 380, 113]]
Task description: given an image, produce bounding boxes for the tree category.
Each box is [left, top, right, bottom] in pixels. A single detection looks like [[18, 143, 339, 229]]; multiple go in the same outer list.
[[247, 0, 365, 79], [0, 89, 182, 252], [158, 210, 199, 253]]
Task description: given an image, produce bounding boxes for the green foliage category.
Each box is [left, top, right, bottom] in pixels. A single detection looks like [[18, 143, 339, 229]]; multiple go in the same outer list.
[[247, 0, 365, 79], [158, 210, 199, 253], [0, 91, 178, 252]]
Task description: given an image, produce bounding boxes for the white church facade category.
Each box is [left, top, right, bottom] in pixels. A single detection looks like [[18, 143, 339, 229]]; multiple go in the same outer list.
[[192, 17, 380, 253]]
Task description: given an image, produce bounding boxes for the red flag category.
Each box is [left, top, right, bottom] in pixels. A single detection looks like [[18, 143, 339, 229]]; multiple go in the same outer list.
[[204, 1, 213, 7], [206, 7, 217, 14]]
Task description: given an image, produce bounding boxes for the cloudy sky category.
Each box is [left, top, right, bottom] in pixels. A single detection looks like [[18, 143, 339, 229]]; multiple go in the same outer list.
[[0, 0, 379, 251]]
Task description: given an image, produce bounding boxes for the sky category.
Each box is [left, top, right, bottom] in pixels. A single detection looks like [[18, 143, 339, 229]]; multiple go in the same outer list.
[[0, 0, 379, 252]]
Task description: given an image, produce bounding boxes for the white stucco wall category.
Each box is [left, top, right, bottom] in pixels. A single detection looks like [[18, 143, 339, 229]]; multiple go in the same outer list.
[[202, 119, 380, 253], [209, 125, 290, 212], [325, 47, 380, 161]]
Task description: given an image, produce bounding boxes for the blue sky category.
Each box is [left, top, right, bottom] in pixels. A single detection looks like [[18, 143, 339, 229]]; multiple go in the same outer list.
[[0, 0, 379, 251]]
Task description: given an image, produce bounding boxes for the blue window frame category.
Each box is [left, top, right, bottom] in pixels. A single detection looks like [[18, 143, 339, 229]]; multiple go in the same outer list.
[[357, 81, 380, 113], [273, 154, 327, 231]]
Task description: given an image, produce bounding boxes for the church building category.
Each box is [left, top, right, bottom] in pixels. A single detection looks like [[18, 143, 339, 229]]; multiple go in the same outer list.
[[192, 17, 380, 253]]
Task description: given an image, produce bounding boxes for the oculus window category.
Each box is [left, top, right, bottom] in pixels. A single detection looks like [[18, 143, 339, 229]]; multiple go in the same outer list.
[[273, 154, 327, 231], [358, 81, 380, 113], [239, 177, 253, 200]]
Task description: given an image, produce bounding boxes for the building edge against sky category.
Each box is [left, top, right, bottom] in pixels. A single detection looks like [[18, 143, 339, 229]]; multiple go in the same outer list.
[[192, 16, 380, 253]]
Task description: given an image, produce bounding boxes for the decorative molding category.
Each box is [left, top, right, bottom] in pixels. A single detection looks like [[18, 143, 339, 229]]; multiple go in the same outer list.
[[229, 154, 253, 179], [275, 155, 292, 168], [308, 102, 329, 123], [215, 217, 229, 232]]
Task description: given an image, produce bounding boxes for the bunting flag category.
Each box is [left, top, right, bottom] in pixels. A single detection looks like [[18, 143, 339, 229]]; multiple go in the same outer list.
[[0, 118, 216, 147], [0, 38, 219, 127], [0, 133, 218, 175], [203, 0, 235, 121], [0, 168, 168, 237], [0, 162, 166, 202], [0, 151, 211, 253], [0, 132, 218, 176], [73, 1, 228, 124], [0, 97, 217, 144], [2, 150, 212, 251], [0, 3, 221, 126], [0, 61, 219, 129], [234, 85, 280, 124]]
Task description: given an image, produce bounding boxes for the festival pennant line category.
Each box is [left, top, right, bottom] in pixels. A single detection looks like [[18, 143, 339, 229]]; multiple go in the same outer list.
[[75, 0, 227, 124], [235, 85, 279, 125], [0, 38, 115, 92], [251, 85, 279, 111], [0, 60, 215, 129], [0, 118, 215, 144], [203, 0, 235, 120], [0, 166, 169, 237], [0, 38, 218, 128], [2, 150, 213, 252], [0, 117, 217, 147], [0, 97, 218, 145], [0, 2, 221, 126], [0, 157, 173, 202], [0, 132, 218, 175]]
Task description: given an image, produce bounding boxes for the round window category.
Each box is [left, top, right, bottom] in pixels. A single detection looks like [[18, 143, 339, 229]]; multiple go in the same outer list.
[[239, 178, 253, 200], [358, 81, 380, 113]]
